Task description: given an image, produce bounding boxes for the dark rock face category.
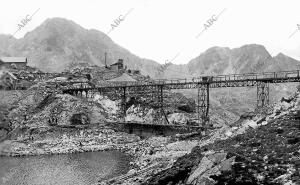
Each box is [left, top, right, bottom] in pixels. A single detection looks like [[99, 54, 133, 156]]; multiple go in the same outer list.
[[281, 97, 294, 104], [287, 137, 300, 145], [165, 92, 196, 114], [206, 112, 300, 184], [70, 113, 90, 125], [210, 154, 264, 185], [240, 112, 256, 119], [143, 146, 204, 185], [177, 105, 194, 113], [33, 94, 57, 113]]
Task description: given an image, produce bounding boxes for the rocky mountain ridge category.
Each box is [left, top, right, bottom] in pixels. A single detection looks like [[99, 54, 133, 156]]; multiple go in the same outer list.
[[157, 45, 300, 79], [1, 18, 300, 80], [0, 18, 160, 77]]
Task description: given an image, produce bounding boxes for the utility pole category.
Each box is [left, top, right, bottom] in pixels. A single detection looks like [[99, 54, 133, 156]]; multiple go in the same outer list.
[[105, 52, 107, 68]]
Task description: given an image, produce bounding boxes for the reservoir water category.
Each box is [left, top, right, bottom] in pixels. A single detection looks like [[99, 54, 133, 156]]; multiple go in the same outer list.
[[0, 151, 130, 185]]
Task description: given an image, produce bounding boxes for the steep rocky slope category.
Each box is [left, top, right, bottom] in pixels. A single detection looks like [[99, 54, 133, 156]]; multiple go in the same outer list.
[[143, 93, 300, 185], [110, 91, 300, 185], [6, 81, 121, 132], [0, 81, 137, 156]]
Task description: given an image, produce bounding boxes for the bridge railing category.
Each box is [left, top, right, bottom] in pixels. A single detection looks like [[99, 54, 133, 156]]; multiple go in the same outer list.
[[61, 70, 300, 90], [101, 70, 300, 87], [210, 70, 300, 82]]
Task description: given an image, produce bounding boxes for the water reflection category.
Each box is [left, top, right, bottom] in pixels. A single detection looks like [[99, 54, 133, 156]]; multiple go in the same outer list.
[[0, 151, 130, 185]]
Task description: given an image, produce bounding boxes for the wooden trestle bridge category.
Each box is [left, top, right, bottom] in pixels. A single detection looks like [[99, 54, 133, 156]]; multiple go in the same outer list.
[[61, 70, 300, 125]]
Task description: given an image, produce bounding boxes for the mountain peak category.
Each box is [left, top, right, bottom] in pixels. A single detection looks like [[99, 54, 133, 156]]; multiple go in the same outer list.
[[43, 17, 82, 27], [36, 17, 86, 35], [236, 44, 269, 54], [241, 43, 266, 49], [275, 52, 288, 58], [274, 52, 299, 63], [204, 46, 230, 53]]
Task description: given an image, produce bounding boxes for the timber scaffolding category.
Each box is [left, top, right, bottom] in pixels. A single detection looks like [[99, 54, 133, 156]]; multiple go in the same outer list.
[[61, 70, 300, 126]]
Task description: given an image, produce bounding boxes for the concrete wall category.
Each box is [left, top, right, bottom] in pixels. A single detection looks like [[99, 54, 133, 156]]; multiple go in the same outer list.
[[110, 122, 202, 139]]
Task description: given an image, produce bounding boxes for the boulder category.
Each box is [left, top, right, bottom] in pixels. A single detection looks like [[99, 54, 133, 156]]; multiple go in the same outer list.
[[93, 94, 118, 115], [125, 105, 156, 123], [186, 156, 214, 184], [187, 153, 235, 185], [167, 113, 188, 125]]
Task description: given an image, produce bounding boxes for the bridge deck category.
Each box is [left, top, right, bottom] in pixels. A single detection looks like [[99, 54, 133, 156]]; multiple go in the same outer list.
[[62, 70, 300, 91]]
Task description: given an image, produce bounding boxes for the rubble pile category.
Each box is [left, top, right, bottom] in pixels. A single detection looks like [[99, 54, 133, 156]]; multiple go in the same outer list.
[[92, 94, 119, 116], [125, 105, 191, 125], [163, 92, 196, 113], [125, 105, 156, 123], [0, 80, 123, 144], [28, 94, 108, 127], [167, 113, 189, 125], [111, 92, 300, 185], [7, 85, 107, 129], [99, 136, 200, 185]]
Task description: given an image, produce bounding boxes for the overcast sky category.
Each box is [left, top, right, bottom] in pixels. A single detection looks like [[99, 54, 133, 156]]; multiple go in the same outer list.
[[1, 0, 300, 64]]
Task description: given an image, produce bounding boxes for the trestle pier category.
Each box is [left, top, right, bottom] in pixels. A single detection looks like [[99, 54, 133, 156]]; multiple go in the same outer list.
[[62, 70, 300, 126]]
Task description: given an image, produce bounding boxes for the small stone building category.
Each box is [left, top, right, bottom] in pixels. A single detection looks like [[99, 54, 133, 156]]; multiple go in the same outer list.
[[0, 57, 28, 69], [110, 59, 124, 71]]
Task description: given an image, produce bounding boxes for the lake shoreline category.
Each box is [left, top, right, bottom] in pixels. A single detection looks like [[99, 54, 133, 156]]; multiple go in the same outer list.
[[0, 124, 201, 185], [0, 126, 142, 158], [0, 150, 132, 185]]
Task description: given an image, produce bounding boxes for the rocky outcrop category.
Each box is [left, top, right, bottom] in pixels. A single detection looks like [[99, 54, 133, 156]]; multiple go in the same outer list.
[[125, 105, 156, 123], [186, 151, 235, 185], [92, 94, 119, 115], [125, 106, 192, 125], [8, 93, 109, 130], [167, 113, 188, 125], [0, 81, 124, 144], [164, 92, 196, 113]]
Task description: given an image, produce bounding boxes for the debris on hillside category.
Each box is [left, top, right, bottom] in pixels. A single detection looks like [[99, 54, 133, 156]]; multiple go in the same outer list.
[[125, 105, 156, 123], [3, 81, 121, 139], [167, 113, 189, 125], [92, 94, 119, 116], [116, 92, 300, 185], [124, 91, 196, 124]]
